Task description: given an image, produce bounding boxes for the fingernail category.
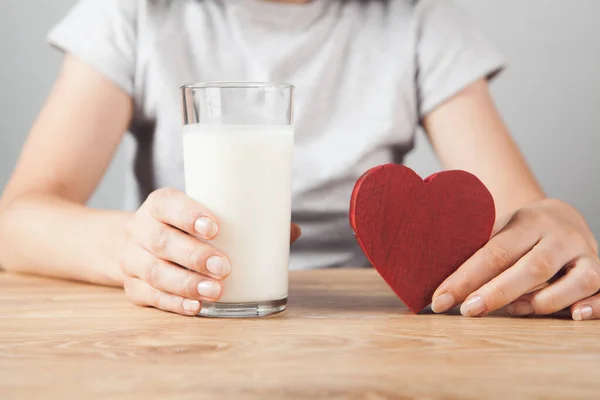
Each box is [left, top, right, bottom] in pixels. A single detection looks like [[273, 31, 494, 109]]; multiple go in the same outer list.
[[194, 217, 219, 239], [206, 256, 231, 278], [431, 293, 455, 313], [182, 299, 201, 313], [197, 280, 221, 299], [573, 305, 594, 321], [507, 300, 534, 317], [461, 295, 487, 317]]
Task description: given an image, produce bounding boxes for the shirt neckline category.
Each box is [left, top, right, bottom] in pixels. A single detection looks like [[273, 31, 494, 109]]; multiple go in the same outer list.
[[227, 0, 332, 30]]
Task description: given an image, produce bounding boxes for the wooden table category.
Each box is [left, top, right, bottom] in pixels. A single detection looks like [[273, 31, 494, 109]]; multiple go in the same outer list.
[[1, 269, 599, 399]]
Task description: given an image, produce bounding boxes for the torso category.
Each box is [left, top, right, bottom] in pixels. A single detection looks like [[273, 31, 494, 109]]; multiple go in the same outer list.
[[127, 0, 421, 269]]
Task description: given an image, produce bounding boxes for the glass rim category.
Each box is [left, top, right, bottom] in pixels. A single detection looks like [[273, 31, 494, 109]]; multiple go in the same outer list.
[[181, 81, 294, 90]]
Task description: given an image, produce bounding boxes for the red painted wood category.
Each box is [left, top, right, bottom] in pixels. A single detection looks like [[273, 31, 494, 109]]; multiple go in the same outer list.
[[350, 164, 495, 313]]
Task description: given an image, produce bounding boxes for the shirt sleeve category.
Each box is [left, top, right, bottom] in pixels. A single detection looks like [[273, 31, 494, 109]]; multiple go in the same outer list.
[[415, 0, 506, 118], [47, 0, 138, 95]]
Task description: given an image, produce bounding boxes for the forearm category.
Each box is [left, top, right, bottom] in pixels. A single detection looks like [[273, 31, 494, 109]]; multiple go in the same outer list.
[[0, 194, 130, 287], [435, 121, 545, 216], [423, 79, 545, 218]]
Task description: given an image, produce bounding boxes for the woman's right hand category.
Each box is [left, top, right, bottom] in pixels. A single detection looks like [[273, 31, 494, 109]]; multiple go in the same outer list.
[[118, 188, 301, 316], [119, 188, 228, 316]]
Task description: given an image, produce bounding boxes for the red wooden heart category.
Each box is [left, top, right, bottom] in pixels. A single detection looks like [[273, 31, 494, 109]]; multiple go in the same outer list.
[[350, 164, 495, 313]]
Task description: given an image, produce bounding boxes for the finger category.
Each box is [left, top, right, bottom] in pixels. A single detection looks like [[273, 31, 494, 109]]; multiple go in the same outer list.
[[508, 257, 600, 317], [432, 210, 541, 313], [121, 246, 222, 301], [142, 188, 219, 240], [524, 281, 551, 294], [570, 270, 600, 321], [461, 234, 589, 317], [123, 276, 202, 316], [129, 216, 231, 279], [290, 223, 302, 244]]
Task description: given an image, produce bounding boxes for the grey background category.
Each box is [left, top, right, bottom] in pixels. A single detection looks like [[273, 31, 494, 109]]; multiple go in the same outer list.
[[1, 0, 599, 238]]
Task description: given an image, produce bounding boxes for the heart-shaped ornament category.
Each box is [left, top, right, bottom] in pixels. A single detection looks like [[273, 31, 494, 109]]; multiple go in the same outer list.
[[350, 164, 495, 313]]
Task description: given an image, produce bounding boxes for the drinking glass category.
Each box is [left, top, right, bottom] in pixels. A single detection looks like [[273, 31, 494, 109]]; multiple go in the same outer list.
[[180, 82, 294, 318]]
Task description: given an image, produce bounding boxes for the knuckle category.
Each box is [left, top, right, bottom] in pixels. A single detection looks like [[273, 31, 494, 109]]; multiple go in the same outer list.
[[146, 190, 160, 207], [160, 187, 179, 197], [150, 287, 164, 308], [528, 253, 555, 281], [579, 261, 600, 293], [534, 209, 552, 225], [561, 229, 584, 249], [179, 273, 195, 297], [151, 227, 170, 252], [187, 249, 204, 270], [150, 193, 166, 218], [144, 259, 162, 287], [494, 285, 511, 305], [482, 246, 511, 272], [148, 188, 174, 217], [543, 198, 563, 208], [561, 229, 593, 256], [546, 235, 568, 256], [517, 207, 550, 226]]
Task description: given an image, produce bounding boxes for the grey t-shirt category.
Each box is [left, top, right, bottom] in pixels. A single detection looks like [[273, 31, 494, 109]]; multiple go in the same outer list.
[[48, 0, 504, 270]]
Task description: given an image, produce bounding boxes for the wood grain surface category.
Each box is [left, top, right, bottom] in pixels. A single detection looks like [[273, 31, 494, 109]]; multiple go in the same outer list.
[[1, 269, 599, 400]]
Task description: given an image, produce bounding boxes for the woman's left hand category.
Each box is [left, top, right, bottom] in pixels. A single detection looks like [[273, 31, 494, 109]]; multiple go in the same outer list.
[[431, 198, 600, 321]]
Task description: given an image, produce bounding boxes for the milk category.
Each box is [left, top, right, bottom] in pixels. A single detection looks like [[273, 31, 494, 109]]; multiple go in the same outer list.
[[182, 124, 294, 303]]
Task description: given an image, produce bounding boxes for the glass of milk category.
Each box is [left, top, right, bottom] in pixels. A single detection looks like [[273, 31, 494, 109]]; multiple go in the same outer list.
[[180, 82, 294, 318]]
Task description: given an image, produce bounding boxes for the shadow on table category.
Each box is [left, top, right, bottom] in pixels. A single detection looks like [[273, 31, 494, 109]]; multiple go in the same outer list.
[[289, 286, 573, 320], [288, 286, 410, 314], [419, 304, 573, 320]]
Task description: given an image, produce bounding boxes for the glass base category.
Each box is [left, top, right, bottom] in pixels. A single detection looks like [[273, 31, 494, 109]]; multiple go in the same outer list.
[[198, 297, 287, 318]]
